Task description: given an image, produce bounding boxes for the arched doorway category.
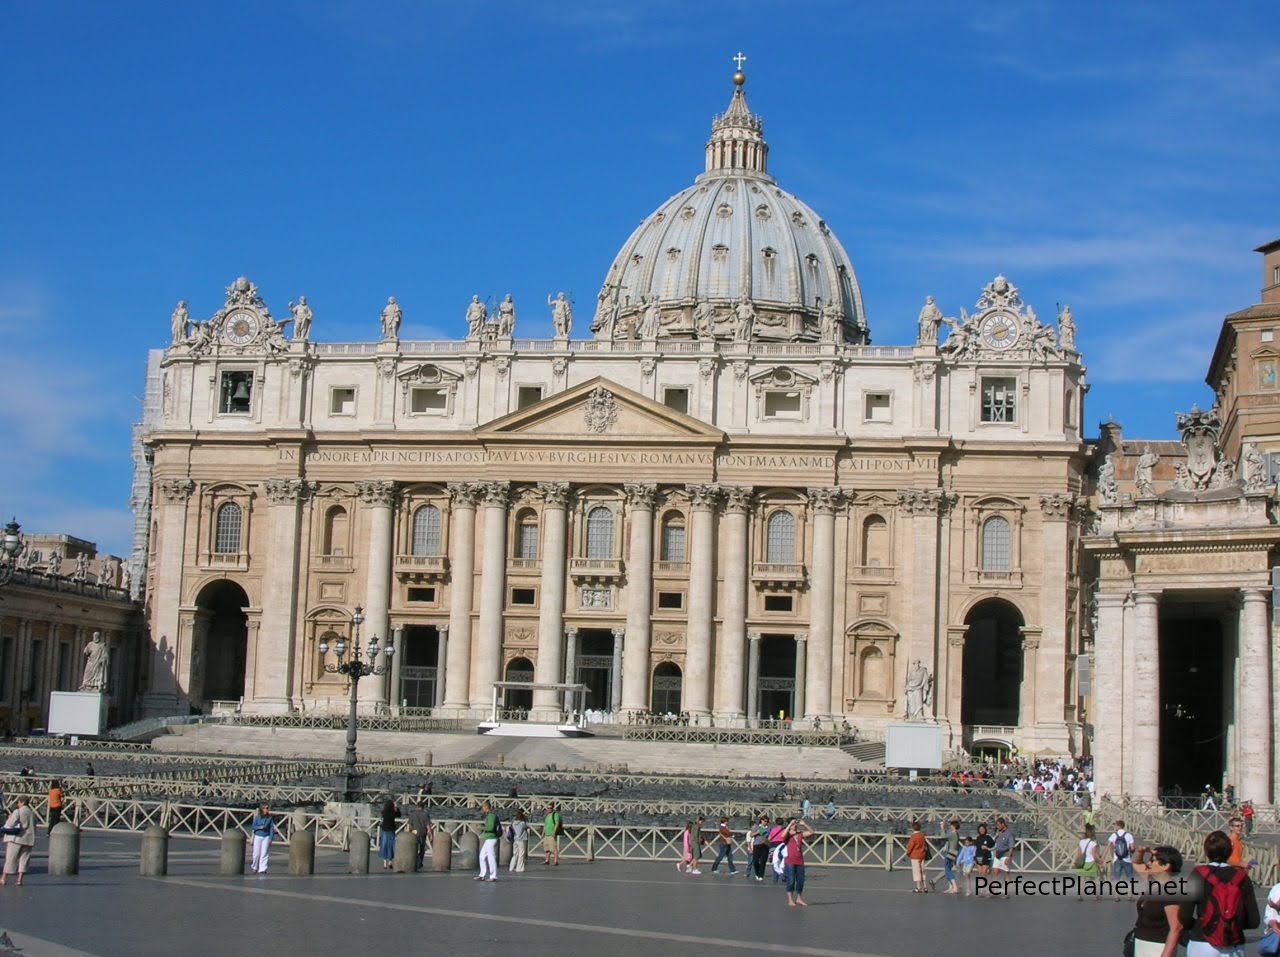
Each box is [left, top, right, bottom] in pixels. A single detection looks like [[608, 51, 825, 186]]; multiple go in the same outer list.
[[651, 662, 682, 715], [961, 598, 1024, 728], [504, 657, 534, 713], [192, 580, 249, 709]]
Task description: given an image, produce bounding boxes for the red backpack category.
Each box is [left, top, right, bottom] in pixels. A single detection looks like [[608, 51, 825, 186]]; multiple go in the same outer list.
[[1196, 864, 1248, 948]]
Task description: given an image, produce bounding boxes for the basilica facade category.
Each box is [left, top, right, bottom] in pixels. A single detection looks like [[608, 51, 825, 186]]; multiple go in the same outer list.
[[134, 70, 1090, 757]]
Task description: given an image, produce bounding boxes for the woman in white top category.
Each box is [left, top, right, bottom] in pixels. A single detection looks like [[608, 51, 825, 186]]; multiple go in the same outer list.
[[1, 796, 37, 887], [1075, 823, 1104, 901]]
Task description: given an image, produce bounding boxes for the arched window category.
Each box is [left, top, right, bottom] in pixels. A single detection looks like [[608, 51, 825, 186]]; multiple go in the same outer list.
[[412, 505, 442, 556], [214, 502, 242, 554], [859, 647, 886, 698], [861, 514, 888, 567], [981, 515, 1011, 571], [765, 510, 795, 563], [660, 512, 686, 562], [323, 506, 348, 556], [515, 509, 538, 560], [585, 506, 614, 559]]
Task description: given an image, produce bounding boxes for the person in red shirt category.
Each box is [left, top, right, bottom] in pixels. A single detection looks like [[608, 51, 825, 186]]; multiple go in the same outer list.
[[782, 818, 814, 908], [1242, 802, 1256, 836], [46, 781, 64, 834], [905, 821, 929, 893]]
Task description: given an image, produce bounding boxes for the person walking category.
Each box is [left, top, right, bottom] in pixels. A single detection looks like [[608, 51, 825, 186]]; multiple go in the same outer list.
[[378, 798, 399, 870], [249, 803, 274, 875], [782, 818, 813, 908], [767, 817, 787, 884], [973, 822, 994, 893], [1074, 823, 1104, 900], [710, 816, 738, 875], [542, 803, 562, 866], [407, 800, 433, 872], [940, 818, 961, 894], [1183, 829, 1259, 957], [46, 779, 65, 834], [1109, 819, 1136, 882], [957, 836, 977, 895], [1131, 845, 1186, 957], [476, 801, 500, 882], [906, 820, 929, 893], [0, 796, 36, 887], [508, 810, 529, 874], [1226, 817, 1249, 870], [676, 821, 698, 875], [990, 816, 1016, 894], [1242, 802, 1255, 837], [750, 814, 771, 882]]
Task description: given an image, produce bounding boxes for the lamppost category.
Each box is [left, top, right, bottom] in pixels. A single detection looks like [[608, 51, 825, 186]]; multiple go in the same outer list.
[[318, 605, 394, 802], [0, 519, 24, 587]]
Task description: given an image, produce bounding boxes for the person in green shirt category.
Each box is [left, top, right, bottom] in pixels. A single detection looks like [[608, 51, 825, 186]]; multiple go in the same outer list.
[[542, 803, 562, 866], [476, 800, 500, 882]]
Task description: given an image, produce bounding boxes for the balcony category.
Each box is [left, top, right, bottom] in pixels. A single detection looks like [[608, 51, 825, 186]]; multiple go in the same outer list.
[[568, 557, 624, 583], [973, 569, 1022, 587], [653, 560, 689, 577], [200, 551, 249, 572], [849, 564, 896, 581], [393, 554, 449, 582], [313, 554, 353, 572], [751, 562, 807, 589], [506, 558, 541, 574], [964, 724, 1017, 749]]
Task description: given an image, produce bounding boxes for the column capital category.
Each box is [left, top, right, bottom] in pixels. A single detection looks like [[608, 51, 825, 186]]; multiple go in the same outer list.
[[264, 478, 316, 506], [748, 631, 762, 642], [896, 487, 952, 515], [722, 486, 755, 514], [611, 627, 625, 640], [622, 483, 658, 511], [447, 481, 485, 508], [1131, 590, 1161, 607], [356, 480, 398, 508], [1038, 491, 1075, 520], [158, 478, 195, 504], [437, 624, 450, 637], [1241, 587, 1270, 604], [685, 483, 723, 511], [806, 486, 845, 514], [1095, 591, 1129, 608], [794, 632, 808, 643], [538, 481, 572, 508], [565, 627, 578, 639], [479, 480, 511, 508]]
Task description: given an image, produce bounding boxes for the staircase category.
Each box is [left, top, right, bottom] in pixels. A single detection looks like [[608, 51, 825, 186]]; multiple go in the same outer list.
[[841, 740, 886, 765]]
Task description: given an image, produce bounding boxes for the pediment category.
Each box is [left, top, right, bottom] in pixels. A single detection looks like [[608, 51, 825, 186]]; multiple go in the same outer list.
[[397, 362, 463, 384], [1249, 346, 1279, 360], [748, 366, 818, 388], [477, 376, 723, 441]]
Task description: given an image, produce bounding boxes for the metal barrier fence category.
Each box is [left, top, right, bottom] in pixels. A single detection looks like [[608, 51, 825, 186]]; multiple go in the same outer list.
[[619, 726, 853, 748]]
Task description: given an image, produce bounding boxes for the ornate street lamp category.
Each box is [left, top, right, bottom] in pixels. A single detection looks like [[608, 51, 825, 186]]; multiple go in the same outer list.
[[0, 518, 24, 587], [318, 605, 394, 802]]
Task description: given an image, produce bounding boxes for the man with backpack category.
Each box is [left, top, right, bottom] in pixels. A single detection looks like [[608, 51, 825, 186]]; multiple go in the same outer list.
[[1109, 819, 1136, 882], [1184, 829, 1260, 957], [542, 802, 562, 866]]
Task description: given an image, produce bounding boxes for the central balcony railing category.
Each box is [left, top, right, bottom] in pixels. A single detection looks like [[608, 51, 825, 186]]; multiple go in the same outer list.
[[569, 557, 624, 581], [393, 554, 449, 580], [751, 562, 807, 586]]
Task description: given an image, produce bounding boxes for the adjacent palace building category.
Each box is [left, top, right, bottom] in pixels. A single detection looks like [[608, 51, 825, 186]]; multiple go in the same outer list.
[[131, 67, 1280, 801]]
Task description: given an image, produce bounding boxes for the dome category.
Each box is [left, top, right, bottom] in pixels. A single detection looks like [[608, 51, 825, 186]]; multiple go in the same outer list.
[[591, 70, 867, 343]]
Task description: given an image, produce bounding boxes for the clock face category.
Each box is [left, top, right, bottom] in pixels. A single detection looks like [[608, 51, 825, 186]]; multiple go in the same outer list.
[[223, 310, 260, 346], [979, 312, 1020, 350]]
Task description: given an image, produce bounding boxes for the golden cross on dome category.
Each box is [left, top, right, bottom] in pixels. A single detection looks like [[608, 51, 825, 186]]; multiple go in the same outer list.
[[733, 51, 747, 71]]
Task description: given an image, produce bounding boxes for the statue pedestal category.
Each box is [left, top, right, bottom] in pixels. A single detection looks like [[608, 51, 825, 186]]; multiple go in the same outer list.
[[885, 722, 942, 771], [48, 692, 107, 736]]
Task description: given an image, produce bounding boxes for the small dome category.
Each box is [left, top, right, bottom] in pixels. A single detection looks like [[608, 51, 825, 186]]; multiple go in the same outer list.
[[591, 70, 867, 343]]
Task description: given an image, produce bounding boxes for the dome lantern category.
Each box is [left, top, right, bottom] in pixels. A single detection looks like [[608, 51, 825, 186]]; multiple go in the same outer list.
[[705, 60, 768, 177]]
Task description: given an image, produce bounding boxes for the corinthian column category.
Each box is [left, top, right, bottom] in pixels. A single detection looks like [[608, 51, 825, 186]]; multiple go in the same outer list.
[[443, 483, 482, 710], [684, 483, 721, 717], [533, 482, 571, 717], [357, 480, 397, 708], [471, 481, 510, 708], [1239, 588, 1271, 804], [805, 487, 843, 719], [256, 478, 313, 712], [1130, 591, 1160, 802], [715, 486, 753, 721], [621, 483, 657, 714], [143, 478, 194, 714]]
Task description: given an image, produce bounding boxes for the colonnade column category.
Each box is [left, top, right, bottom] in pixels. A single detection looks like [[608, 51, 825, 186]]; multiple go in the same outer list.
[[611, 628, 624, 713], [684, 484, 722, 717], [357, 480, 397, 709], [1238, 588, 1272, 804], [257, 478, 312, 713], [804, 487, 843, 719], [563, 628, 579, 714], [1130, 591, 1161, 802], [533, 482, 570, 718], [792, 634, 808, 720], [434, 625, 449, 708], [443, 483, 481, 711], [746, 632, 761, 722], [621, 484, 657, 714], [715, 487, 753, 722], [471, 481, 511, 709], [144, 479, 193, 714]]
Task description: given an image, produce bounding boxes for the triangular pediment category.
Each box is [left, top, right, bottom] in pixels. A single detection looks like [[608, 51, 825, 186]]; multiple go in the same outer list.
[[477, 376, 723, 441]]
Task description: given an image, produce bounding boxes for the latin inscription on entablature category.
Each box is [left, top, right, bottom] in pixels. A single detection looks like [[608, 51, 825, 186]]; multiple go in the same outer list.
[[837, 455, 939, 479], [717, 453, 837, 471], [1136, 549, 1269, 576], [283, 447, 715, 469], [284, 448, 486, 465]]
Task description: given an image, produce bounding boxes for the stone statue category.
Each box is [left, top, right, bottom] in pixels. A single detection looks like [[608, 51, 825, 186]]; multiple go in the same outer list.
[[21, 544, 39, 570], [189, 319, 214, 354], [733, 295, 755, 342], [380, 296, 402, 340], [79, 631, 109, 693], [46, 547, 63, 577], [904, 659, 933, 720], [120, 565, 133, 594], [693, 301, 715, 340], [497, 294, 516, 337], [1135, 447, 1159, 497], [916, 296, 942, 345], [170, 300, 190, 344], [287, 297, 312, 341], [1242, 442, 1269, 493], [639, 296, 662, 339], [1098, 451, 1118, 504], [1057, 304, 1076, 351], [820, 301, 842, 343], [465, 295, 487, 338], [548, 292, 572, 337], [97, 555, 117, 586], [72, 552, 90, 583], [1210, 456, 1238, 490], [940, 314, 976, 358]]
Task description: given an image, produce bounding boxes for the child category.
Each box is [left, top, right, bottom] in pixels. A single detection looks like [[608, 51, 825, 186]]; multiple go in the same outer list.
[[957, 836, 977, 896], [676, 821, 699, 875]]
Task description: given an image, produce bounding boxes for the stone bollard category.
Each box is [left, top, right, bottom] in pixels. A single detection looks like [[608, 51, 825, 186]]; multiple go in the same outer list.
[[393, 830, 417, 873], [348, 827, 370, 874], [288, 827, 315, 876], [421, 750, 433, 767], [140, 825, 169, 876], [431, 829, 452, 871], [498, 835, 512, 867], [48, 822, 81, 876], [457, 830, 479, 870], [219, 829, 246, 876]]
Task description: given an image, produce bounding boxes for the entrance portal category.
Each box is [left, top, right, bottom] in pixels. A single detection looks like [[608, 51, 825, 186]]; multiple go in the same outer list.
[[961, 599, 1023, 727], [192, 580, 249, 709], [1159, 617, 1225, 795], [398, 625, 440, 709], [575, 629, 615, 711], [757, 634, 798, 720], [504, 657, 534, 713], [651, 662, 682, 714]]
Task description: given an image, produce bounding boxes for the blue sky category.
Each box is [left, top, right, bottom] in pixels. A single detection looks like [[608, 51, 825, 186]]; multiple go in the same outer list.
[[2, 1, 1276, 556]]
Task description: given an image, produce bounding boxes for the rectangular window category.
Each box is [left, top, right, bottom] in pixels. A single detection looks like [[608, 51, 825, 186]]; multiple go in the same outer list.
[[980, 377, 1017, 423], [1065, 388, 1077, 428], [517, 386, 544, 409], [1274, 265, 1280, 286], [863, 392, 891, 423], [1263, 330, 1275, 343], [657, 591, 684, 610], [410, 387, 448, 414], [219, 371, 253, 414], [663, 387, 690, 414], [763, 390, 802, 419], [763, 595, 793, 612], [329, 387, 356, 416], [511, 587, 536, 606], [661, 523, 686, 562], [407, 586, 436, 603]]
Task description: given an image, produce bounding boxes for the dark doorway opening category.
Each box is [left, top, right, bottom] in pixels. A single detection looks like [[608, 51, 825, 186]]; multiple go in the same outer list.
[[1159, 617, 1225, 795], [194, 580, 249, 707], [651, 662, 682, 714], [961, 599, 1024, 727], [398, 625, 440, 709], [504, 656, 534, 712], [576, 629, 615, 710], [758, 634, 798, 720]]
